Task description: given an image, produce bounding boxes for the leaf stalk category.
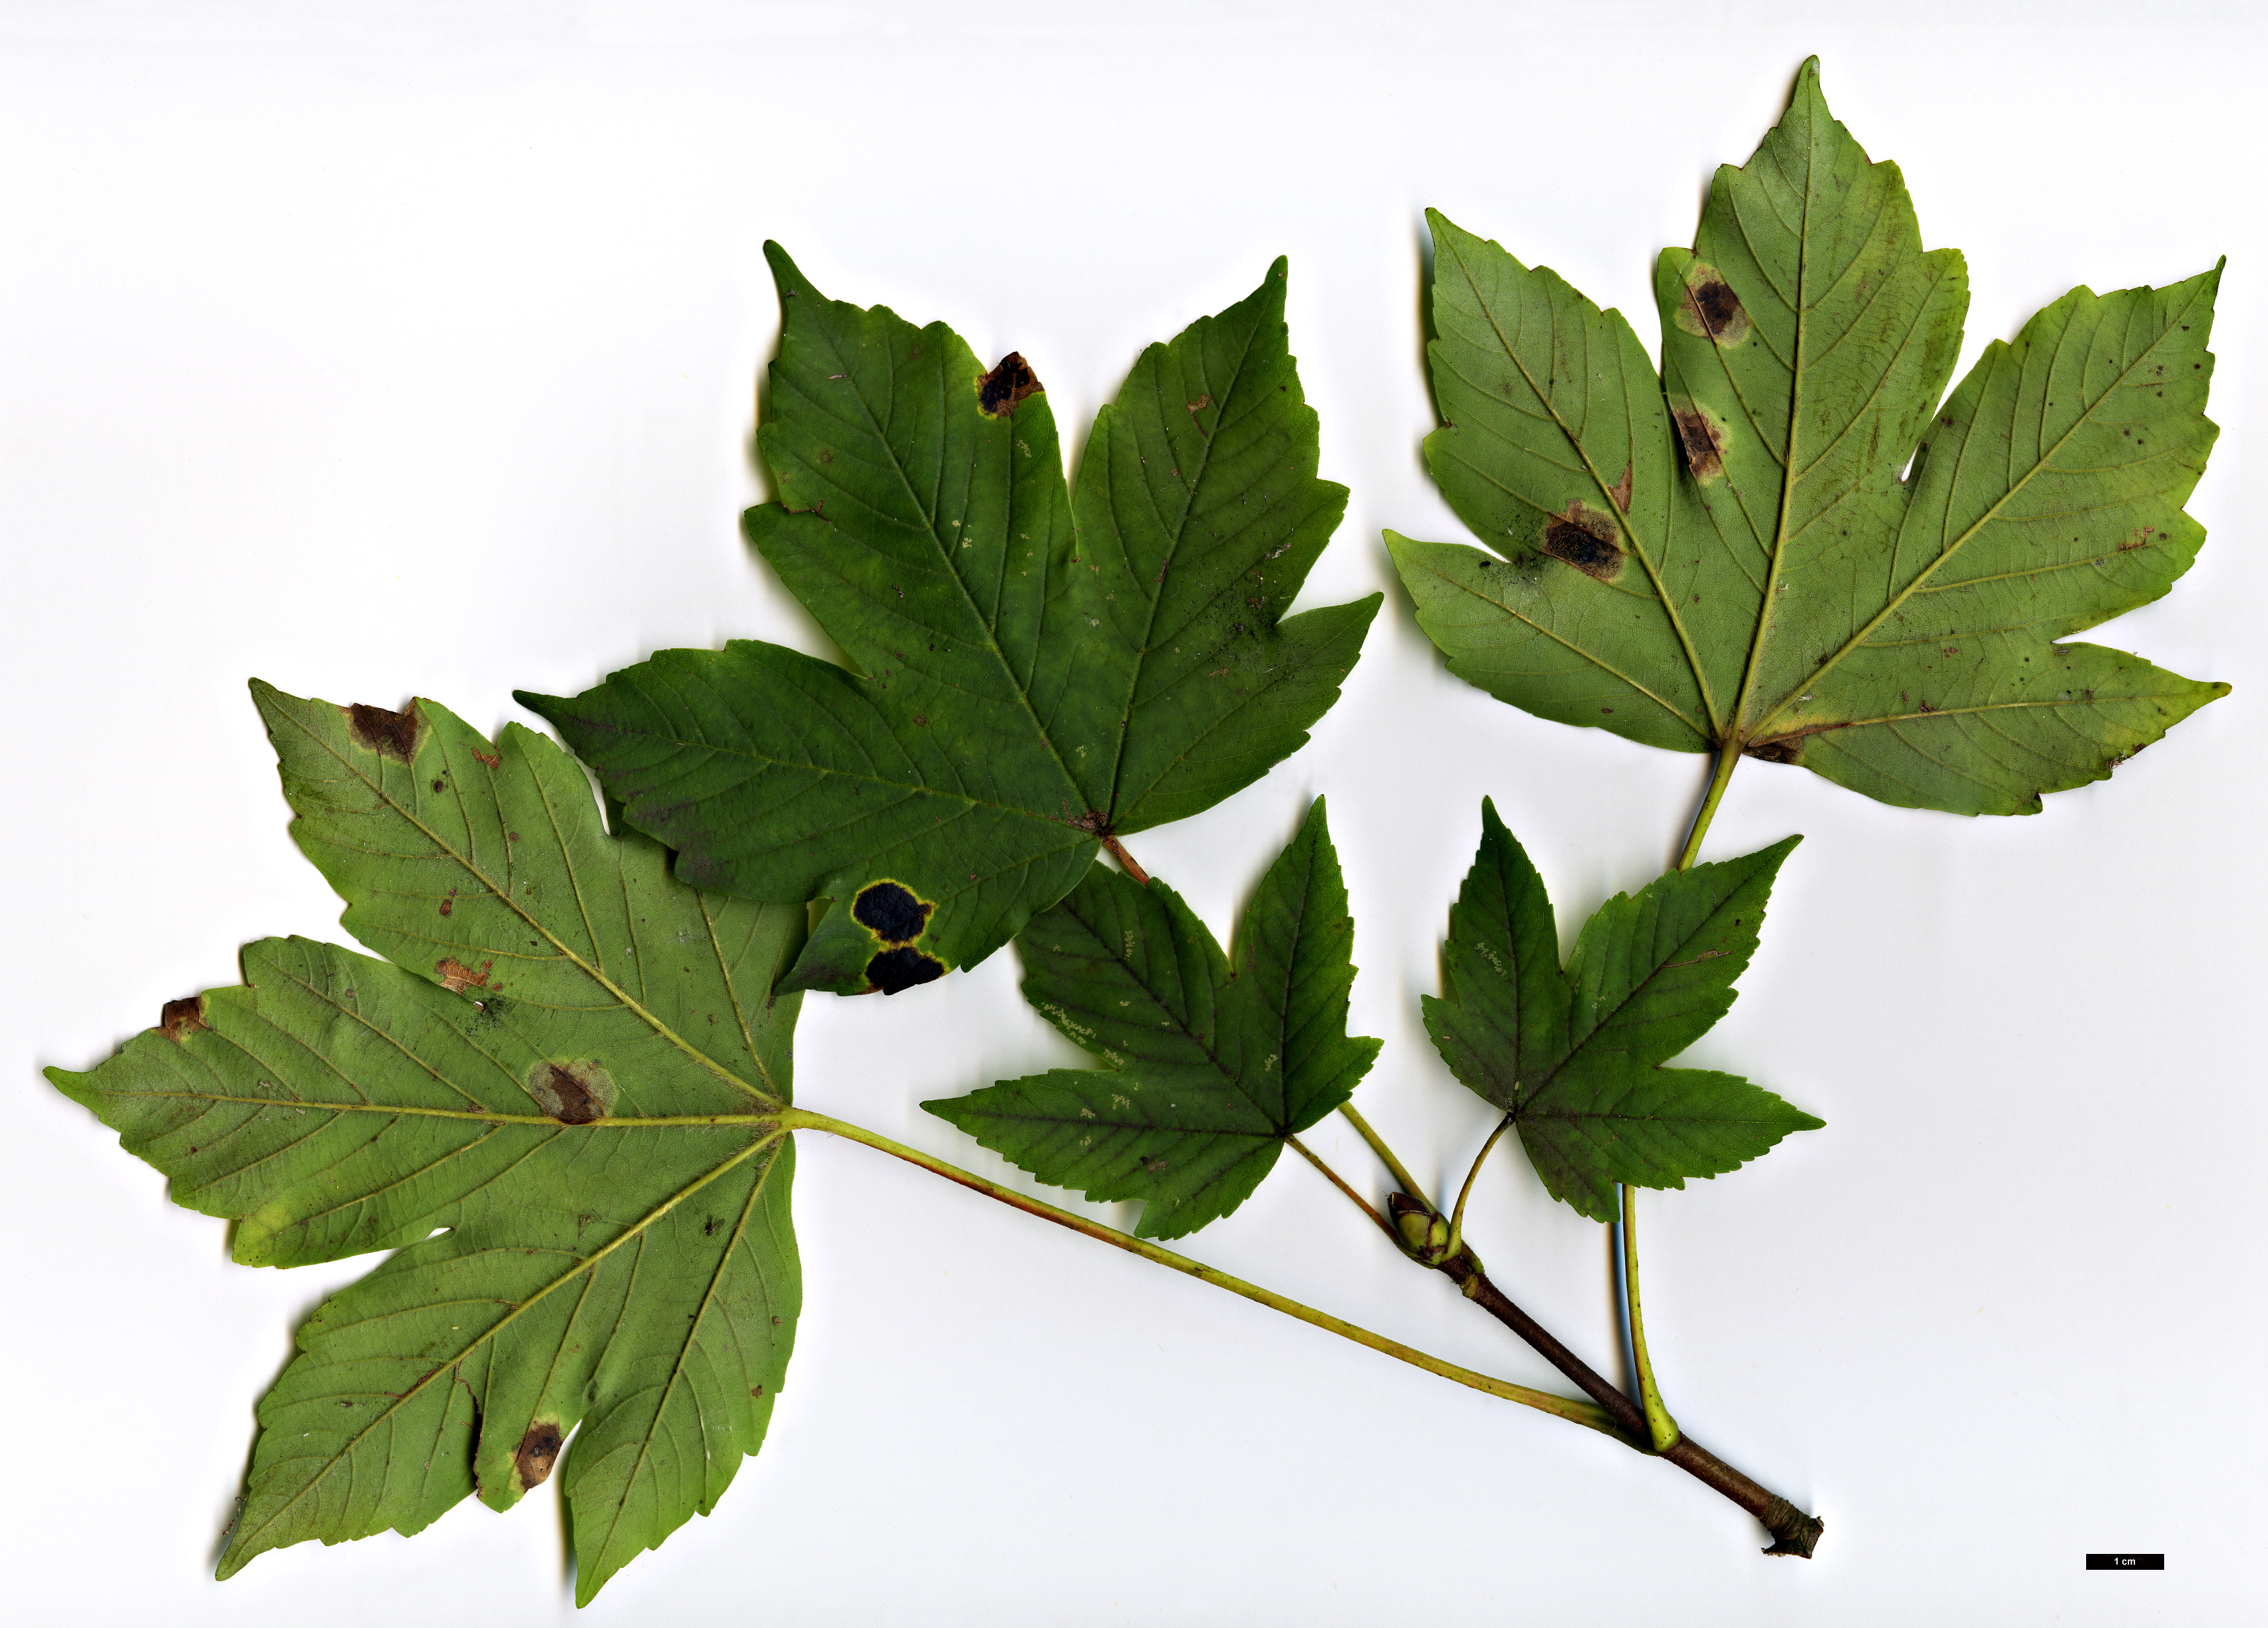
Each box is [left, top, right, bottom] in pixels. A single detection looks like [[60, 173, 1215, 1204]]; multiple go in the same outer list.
[[1334, 1101, 1429, 1203], [1620, 1184, 1680, 1452], [1675, 743, 1742, 872], [780, 1106, 1615, 1436], [1445, 1114, 1513, 1262], [1100, 833, 1151, 886]]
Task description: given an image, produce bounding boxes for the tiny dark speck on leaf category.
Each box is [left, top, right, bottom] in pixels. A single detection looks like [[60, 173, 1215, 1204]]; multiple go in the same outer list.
[[431, 778, 445, 793]]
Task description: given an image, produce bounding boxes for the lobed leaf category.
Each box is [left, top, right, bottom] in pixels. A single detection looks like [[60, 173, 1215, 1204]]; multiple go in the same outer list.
[[48, 685, 806, 1604], [925, 800, 1380, 1238], [1391, 58, 2227, 815], [1423, 801, 1820, 1221], [524, 249, 1380, 997]]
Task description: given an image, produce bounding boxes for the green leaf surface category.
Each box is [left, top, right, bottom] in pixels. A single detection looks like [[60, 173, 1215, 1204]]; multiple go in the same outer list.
[[1390, 58, 2226, 815], [1423, 801, 1820, 1221], [47, 684, 806, 1605], [522, 248, 1380, 995], [924, 799, 1380, 1239]]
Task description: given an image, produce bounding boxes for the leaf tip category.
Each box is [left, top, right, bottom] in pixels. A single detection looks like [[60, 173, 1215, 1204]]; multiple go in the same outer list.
[[763, 240, 819, 307]]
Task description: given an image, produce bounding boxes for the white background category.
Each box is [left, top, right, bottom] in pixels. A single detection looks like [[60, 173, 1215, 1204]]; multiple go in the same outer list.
[[4, 3, 2263, 1623]]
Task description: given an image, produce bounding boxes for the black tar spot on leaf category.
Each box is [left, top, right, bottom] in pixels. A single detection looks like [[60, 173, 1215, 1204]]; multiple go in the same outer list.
[[866, 946, 945, 995], [852, 881, 933, 944]]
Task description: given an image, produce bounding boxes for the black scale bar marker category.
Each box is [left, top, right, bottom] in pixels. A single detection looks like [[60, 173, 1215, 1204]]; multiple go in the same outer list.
[[2085, 1553, 2165, 1570]]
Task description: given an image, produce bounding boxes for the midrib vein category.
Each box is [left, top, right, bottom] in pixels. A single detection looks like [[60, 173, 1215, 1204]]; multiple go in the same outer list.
[[290, 713, 779, 1108]]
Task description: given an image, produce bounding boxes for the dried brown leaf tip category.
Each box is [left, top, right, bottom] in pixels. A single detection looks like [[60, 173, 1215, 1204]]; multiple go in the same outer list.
[[513, 1420, 564, 1490], [344, 701, 419, 761], [978, 352, 1042, 416], [158, 996, 208, 1042]]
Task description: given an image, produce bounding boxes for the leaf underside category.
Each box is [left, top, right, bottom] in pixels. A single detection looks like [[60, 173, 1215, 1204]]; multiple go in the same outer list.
[[1390, 58, 2227, 815], [925, 799, 1380, 1239], [48, 685, 806, 1606], [524, 249, 1381, 996], [1424, 801, 1821, 1221]]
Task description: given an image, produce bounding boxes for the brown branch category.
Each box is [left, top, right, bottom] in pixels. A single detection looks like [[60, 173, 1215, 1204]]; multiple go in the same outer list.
[[1435, 1251, 1823, 1557], [1100, 833, 1150, 886]]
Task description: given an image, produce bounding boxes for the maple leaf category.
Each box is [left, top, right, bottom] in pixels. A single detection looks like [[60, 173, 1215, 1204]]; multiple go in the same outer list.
[[926, 800, 1379, 1239], [46, 684, 804, 1605], [1388, 59, 2226, 815], [522, 249, 1379, 996], [1425, 801, 1820, 1222]]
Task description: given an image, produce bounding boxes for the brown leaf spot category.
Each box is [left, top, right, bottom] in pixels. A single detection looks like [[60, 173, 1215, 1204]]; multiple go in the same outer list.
[[471, 749, 500, 768], [1539, 502, 1624, 581], [1744, 738, 1804, 764], [978, 352, 1042, 417], [1672, 404, 1728, 483], [159, 995, 209, 1042], [436, 957, 491, 994], [1675, 266, 1751, 346], [513, 1420, 564, 1490], [529, 1060, 614, 1124], [1607, 463, 1634, 513], [345, 702, 419, 761]]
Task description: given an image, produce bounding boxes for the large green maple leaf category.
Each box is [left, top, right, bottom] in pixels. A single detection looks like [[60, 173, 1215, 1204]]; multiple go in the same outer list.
[[925, 799, 1379, 1239], [47, 684, 805, 1605], [1425, 801, 1820, 1222], [523, 249, 1380, 997], [1388, 59, 2226, 815]]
